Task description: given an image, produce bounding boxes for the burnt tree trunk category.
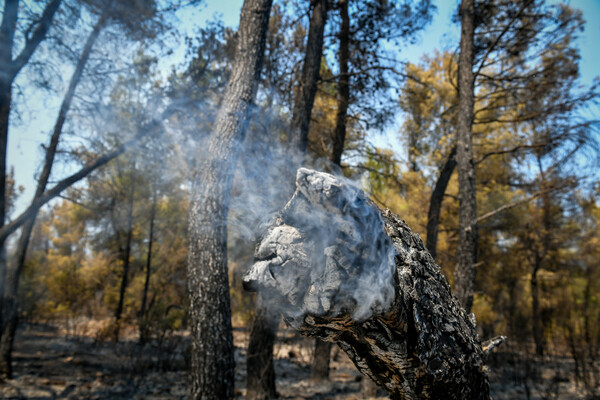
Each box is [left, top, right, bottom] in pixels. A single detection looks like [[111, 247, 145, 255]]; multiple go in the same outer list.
[[244, 168, 494, 400], [0, 5, 18, 361], [531, 256, 544, 356], [454, 0, 477, 313], [0, 15, 105, 377], [330, 0, 350, 166], [246, 296, 278, 400], [114, 163, 136, 341], [186, 0, 272, 398], [139, 186, 157, 343], [289, 0, 328, 155], [314, 0, 350, 378], [311, 338, 331, 380], [426, 146, 456, 260], [247, 1, 327, 397]]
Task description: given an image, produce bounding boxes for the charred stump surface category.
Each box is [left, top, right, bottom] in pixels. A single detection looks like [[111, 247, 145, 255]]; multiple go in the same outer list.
[[243, 168, 491, 400]]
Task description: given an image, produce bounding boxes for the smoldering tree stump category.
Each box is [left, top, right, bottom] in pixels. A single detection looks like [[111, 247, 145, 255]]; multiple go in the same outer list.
[[243, 168, 496, 400]]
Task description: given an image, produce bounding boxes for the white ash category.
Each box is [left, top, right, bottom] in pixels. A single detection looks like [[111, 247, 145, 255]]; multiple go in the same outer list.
[[244, 168, 396, 321]]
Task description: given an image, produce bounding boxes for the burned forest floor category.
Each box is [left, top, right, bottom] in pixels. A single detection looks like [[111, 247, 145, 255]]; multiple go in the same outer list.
[[0, 321, 595, 399]]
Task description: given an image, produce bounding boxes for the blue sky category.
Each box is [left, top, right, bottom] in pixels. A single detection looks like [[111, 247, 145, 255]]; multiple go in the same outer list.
[[8, 0, 600, 215]]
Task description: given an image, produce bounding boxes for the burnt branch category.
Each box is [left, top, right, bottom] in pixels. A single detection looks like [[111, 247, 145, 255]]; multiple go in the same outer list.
[[244, 169, 493, 400]]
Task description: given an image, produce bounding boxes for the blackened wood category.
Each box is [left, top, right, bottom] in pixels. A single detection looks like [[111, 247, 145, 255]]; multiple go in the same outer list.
[[140, 187, 157, 337], [426, 146, 456, 261], [317, 0, 347, 374], [244, 169, 491, 400], [454, 0, 477, 313], [114, 161, 136, 341], [289, 0, 328, 154], [246, 296, 278, 400], [311, 339, 331, 380], [330, 0, 350, 166], [186, 0, 272, 398]]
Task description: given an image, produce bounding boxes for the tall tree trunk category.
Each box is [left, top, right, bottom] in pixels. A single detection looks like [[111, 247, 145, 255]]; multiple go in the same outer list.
[[139, 186, 157, 343], [247, 1, 327, 397], [0, 5, 20, 379], [312, 0, 349, 380], [0, 12, 103, 380], [531, 158, 551, 357], [426, 146, 457, 260], [453, 0, 477, 313], [329, 0, 350, 166], [186, 0, 272, 398], [114, 164, 136, 341], [289, 0, 328, 155]]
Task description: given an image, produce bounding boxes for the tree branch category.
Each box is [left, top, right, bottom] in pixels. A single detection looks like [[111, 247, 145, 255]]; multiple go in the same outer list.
[[0, 119, 163, 243], [473, 0, 535, 80], [475, 142, 548, 165], [477, 180, 575, 224], [10, 0, 62, 80]]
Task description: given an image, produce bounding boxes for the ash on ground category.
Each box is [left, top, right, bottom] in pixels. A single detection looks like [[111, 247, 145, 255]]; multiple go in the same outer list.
[[0, 322, 590, 399]]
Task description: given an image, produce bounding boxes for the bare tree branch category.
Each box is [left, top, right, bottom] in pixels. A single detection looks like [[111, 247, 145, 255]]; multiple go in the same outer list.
[[0, 120, 162, 243], [473, 0, 535, 80], [477, 179, 575, 224], [10, 0, 62, 80]]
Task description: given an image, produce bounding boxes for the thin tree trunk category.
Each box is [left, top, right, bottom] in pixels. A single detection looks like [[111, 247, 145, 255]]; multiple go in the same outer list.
[[312, 0, 349, 379], [0, 13, 104, 379], [114, 164, 136, 341], [289, 0, 328, 155], [246, 296, 278, 400], [531, 256, 544, 356], [454, 0, 477, 313], [186, 0, 272, 398], [248, 1, 327, 397], [139, 187, 157, 343], [0, 5, 20, 378], [531, 158, 550, 357], [426, 146, 456, 260], [311, 339, 331, 381], [531, 161, 550, 357], [330, 0, 350, 166]]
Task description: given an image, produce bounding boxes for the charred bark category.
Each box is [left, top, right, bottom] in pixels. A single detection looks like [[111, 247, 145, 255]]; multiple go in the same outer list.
[[531, 258, 544, 356], [0, 4, 18, 345], [186, 0, 272, 398], [246, 296, 278, 400], [244, 169, 493, 400], [114, 165, 136, 341], [289, 0, 328, 155], [426, 146, 456, 261], [139, 187, 157, 343], [311, 338, 331, 381], [330, 0, 350, 166], [315, 0, 349, 376], [454, 0, 478, 313]]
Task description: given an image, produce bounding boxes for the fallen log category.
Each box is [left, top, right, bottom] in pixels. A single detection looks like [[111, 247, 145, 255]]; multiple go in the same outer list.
[[243, 168, 496, 400]]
